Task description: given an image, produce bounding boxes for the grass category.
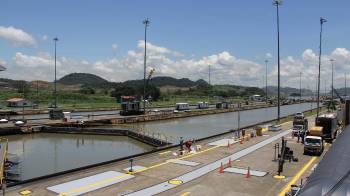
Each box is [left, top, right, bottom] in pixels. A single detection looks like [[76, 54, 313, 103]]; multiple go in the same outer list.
[[0, 89, 246, 110]]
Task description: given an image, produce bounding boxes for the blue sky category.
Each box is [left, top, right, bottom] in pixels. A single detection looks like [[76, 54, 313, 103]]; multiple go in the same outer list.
[[1, 0, 350, 88]]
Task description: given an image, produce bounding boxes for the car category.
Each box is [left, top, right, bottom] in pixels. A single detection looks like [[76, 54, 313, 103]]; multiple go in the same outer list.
[[294, 112, 304, 119], [14, 120, 25, 126], [0, 119, 8, 124], [268, 125, 282, 132]]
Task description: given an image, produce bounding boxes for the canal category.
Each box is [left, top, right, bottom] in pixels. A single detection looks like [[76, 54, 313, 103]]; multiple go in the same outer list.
[[130, 103, 317, 142], [5, 133, 153, 181]]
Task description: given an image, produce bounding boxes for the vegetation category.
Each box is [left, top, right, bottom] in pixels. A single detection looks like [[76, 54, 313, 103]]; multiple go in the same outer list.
[[0, 72, 315, 110], [58, 73, 110, 88]]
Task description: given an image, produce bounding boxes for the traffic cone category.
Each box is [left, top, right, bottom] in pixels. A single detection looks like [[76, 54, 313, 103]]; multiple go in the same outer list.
[[246, 167, 251, 178], [219, 162, 224, 173], [228, 158, 232, 167], [227, 141, 231, 149]]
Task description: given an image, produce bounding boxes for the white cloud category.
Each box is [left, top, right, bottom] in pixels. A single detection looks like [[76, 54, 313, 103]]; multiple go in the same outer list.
[[13, 52, 56, 67], [42, 35, 48, 41], [0, 26, 36, 46], [112, 44, 118, 51], [137, 40, 184, 57], [0, 58, 7, 66], [4, 41, 350, 90], [265, 53, 272, 58]]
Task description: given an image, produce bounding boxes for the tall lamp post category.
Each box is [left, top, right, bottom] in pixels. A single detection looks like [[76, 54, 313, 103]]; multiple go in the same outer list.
[[316, 17, 327, 118], [265, 60, 269, 104], [330, 59, 335, 104], [53, 37, 59, 108], [345, 73, 347, 99], [299, 72, 302, 103], [273, 0, 282, 121], [143, 18, 150, 114]]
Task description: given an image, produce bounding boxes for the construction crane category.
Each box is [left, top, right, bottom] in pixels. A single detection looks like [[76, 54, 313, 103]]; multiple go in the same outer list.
[[332, 86, 345, 104], [145, 68, 155, 100]]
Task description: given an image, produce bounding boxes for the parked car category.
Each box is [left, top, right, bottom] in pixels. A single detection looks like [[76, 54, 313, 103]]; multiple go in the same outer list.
[[268, 125, 282, 132]]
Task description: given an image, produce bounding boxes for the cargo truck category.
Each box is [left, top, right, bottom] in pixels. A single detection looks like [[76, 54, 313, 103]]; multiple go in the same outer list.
[[304, 126, 324, 156], [315, 114, 338, 143], [292, 112, 308, 136]]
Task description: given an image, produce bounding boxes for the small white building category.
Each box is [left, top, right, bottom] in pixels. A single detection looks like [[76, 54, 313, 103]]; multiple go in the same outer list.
[[175, 103, 190, 111], [7, 98, 32, 107]]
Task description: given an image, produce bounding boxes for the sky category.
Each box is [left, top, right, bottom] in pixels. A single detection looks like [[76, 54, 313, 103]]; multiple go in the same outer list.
[[1, 0, 350, 90]]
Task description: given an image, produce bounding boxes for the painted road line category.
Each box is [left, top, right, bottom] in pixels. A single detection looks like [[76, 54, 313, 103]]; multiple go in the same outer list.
[[278, 156, 317, 196], [126, 129, 293, 196], [159, 151, 172, 155], [180, 192, 191, 196], [168, 159, 200, 166]]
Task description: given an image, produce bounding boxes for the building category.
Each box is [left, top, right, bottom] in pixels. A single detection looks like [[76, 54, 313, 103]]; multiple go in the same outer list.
[[7, 98, 32, 107]]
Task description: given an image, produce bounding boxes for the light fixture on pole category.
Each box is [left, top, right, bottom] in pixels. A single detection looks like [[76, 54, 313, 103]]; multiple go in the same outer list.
[[273, 0, 282, 121], [316, 17, 327, 118], [143, 18, 150, 114], [265, 60, 269, 104]]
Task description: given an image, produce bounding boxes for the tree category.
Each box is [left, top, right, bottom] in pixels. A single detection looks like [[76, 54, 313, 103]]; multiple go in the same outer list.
[[14, 80, 30, 98], [79, 86, 95, 94]]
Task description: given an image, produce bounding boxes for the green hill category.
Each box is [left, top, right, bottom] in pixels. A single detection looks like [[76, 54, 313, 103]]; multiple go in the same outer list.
[[57, 73, 109, 86], [124, 76, 208, 87]]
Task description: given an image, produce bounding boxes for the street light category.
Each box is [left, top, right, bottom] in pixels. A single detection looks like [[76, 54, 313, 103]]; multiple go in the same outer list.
[[143, 18, 150, 114], [265, 60, 269, 104], [330, 59, 335, 104], [273, 0, 282, 121], [53, 37, 59, 108], [299, 72, 302, 103], [316, 17, 327, 118]]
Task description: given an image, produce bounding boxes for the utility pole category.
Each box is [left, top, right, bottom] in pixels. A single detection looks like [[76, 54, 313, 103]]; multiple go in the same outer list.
[[330, 59, 335, 103], [345, 73, 347, 98], [208, 64, 211, 85], [299, 72, 302, 103], [265, 60, 269, 104], [317, 17, 327, 118], [53, 37, 58, 108], [143, 18, 150, 114], [273, 0, 282, 121]]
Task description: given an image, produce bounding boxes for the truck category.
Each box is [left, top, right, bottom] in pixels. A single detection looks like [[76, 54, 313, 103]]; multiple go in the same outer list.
[[292, 112, 308, 136], [304, 126, 324, 156], [315, 114, 338, 143]]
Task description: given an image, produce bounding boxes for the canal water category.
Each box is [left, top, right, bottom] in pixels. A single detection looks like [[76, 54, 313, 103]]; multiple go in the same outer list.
[[131, 103, 317, 142], [5, 133, 153, 181]]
